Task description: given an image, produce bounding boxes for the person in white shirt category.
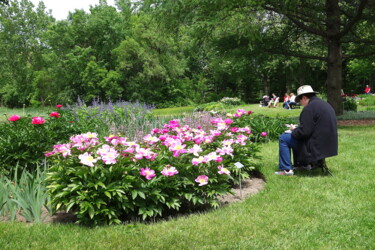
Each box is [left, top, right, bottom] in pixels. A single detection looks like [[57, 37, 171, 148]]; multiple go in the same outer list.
[[288, 93, 296, 109]]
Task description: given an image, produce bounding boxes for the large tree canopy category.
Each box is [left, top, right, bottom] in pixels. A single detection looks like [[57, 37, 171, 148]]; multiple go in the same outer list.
[[149, 0, 375, 114], [1, 0, 374, 110], [261, 0, 375, 114]]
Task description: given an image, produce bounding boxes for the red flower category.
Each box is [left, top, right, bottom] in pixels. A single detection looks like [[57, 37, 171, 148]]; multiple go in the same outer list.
[[8, 115, 21, 122], [247, 110, 253, 115], [49, 112, 60, 118], [56, 104, 63, 108], [32, 117, 45, 125]]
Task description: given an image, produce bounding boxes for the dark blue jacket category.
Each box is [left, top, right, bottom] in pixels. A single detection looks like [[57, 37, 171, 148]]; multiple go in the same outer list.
[[292, 96, 338, 164]]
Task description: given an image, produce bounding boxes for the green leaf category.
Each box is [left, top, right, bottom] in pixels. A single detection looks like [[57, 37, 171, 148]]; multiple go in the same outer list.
[[138, 191, 146, 199], [131, 190, 138, 199], [56, 202, 63, 211], [104, 191, 112, 199], [66, 202, 75, 212], [184, 193, 193, 201], [97, 181, 106, 189], [88, 205, 95, 219]]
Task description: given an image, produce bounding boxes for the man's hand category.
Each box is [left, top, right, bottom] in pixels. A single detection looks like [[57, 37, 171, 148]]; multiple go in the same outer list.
[[290, 124, 296, 131]]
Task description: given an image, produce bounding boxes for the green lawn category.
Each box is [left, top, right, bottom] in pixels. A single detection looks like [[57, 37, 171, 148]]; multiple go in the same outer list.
[[1, 125, 374, 249], [0, 107, 54, 122]]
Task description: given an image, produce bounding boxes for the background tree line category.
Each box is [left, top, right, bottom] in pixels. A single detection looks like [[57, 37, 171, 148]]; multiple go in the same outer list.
[[1, 0, 374, 114]]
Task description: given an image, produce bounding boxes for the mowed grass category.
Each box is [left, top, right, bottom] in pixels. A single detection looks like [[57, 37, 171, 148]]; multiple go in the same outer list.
[[0, 107, 54, 122], [150, 103, 302, 118], [1, 125, 374, 249]]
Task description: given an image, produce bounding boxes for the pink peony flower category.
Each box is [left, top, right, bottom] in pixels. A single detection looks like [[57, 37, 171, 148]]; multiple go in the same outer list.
[[235, 134, 248, 145], [52, 143, 71, 158], [224, 118, 233, 124], [231, 127, 239, 133], [161, 165, 179, 176], [195, 175, 209, 186], [210, 118, 223, 124], [56, 104, 63, 108], [78, 152, 98, 167], [49, 112, 60, 118], [216, 146, 234, 156], [169, 141, 187, 157], [218, 165, 231, 175], [187, 144, 203, 156], [192, 156, 204, 165], [143, 134, 160, 145], [261, 132, 267, 137], [203, 152, 221, 163], [168, 120, 180, 128], [8, 115, 20, 122], [31, 116, 45, 125], [140, 167, 156, 180]]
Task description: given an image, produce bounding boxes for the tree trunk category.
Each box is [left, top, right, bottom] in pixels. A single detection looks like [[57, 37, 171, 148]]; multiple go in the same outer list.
[[326, 0, 343, 116], [326, 38, 343, 115], [262, 74, 270, 95]]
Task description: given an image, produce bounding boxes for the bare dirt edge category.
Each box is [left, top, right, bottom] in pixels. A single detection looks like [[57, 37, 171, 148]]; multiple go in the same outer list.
[[337, 119, 375, 126]]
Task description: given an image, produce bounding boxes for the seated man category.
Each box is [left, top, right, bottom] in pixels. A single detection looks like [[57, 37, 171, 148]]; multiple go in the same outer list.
[[275, 85, 338, 176]]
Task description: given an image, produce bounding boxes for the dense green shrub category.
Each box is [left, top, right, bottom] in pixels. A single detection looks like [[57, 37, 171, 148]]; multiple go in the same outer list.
[[343, 98, 358, 111], [0, 99, 160, 176], [230, 112, 295, 142], [0, 107, 82, 176], [46, 110, 260, 225]]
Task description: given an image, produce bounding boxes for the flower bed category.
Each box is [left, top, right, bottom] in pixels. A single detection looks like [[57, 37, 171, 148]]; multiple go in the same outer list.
[[45, 109, 261, 225]]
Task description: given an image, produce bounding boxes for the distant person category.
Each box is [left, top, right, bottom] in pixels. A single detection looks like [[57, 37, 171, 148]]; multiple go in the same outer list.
[[262, 95, 270, 107], [275, 85, 338, 176], [282, 93, 290, 109], [268, 93, 279, 108], [341, 89, 347, 101], [365, 85, 371, 94], [288, 93, 296, 109]]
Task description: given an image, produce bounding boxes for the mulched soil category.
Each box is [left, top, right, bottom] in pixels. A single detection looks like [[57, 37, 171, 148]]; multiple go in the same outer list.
[[337, 119, 375, 126]]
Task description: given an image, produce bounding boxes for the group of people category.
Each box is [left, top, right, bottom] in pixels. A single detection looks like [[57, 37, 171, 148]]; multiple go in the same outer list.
[[282, 93, 297, 109], [261, 92, 297, 109], [261, 94, 278, 108]]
